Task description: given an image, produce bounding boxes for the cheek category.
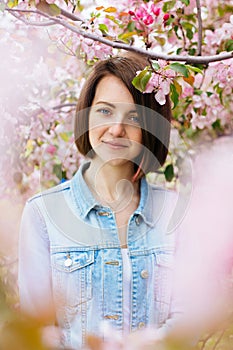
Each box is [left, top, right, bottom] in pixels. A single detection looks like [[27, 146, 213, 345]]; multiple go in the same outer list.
[[88, 126, 104, 147], [88, 128, 97, 147], [133, 127, 142, 144]]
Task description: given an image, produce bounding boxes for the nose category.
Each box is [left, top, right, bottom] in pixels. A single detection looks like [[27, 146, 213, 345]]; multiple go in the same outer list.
[[108, 122, 126, 137]]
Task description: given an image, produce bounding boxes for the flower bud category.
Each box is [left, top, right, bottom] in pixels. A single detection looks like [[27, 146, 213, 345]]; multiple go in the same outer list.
[[163, 13, 170, 21]]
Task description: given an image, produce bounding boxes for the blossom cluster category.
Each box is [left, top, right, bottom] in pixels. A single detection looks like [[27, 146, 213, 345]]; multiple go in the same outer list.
[[143, 60, 176, 105], [1, 0, 233, 200]]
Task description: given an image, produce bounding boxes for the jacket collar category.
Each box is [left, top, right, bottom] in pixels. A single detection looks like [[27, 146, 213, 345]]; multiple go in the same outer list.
[[71, 161, 154, 227]]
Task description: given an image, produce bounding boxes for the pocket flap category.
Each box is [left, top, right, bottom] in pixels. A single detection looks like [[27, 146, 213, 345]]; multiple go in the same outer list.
[[51, 250, 94, 272], [156, 252, 174, 268]]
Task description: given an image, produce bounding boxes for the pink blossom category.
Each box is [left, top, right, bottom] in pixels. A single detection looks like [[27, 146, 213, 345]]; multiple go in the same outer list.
[[131, 6, 155, 26], [46, 145, 57, 155], [151, 5, 160, 17], [144, 72, 160, 93], [163, 13, 170, 22], [143, 60, 176, 105], [154, 89, 166, 105]]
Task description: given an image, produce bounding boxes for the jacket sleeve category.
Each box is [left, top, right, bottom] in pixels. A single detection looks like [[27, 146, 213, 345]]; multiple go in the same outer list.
[[155, 227, 199, 346], [18, 200, 55, 322]]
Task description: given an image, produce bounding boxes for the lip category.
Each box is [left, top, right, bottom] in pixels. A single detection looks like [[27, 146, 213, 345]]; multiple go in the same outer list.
[[102, 140, 129, 149]]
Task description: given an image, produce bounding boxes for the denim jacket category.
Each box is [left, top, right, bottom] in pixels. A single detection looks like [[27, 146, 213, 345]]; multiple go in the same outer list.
[[18, 162, 181, 350]]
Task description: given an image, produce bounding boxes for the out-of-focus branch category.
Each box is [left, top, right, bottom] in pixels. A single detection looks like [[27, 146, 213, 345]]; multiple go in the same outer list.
[[7, 6, 84, 22], [196, 0, 203, 55], [9, 9, 56, 26], [6, 7, 233, 64], [52, 103, 76, 110]]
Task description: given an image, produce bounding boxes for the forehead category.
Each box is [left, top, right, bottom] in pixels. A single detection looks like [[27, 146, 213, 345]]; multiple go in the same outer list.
[[92, 75, 134, 105]]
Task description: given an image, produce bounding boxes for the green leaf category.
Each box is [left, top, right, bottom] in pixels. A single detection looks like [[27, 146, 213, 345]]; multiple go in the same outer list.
[[7, 0, 18, 8], [162, 0, 176, 12], [225, 39, 233, 52], [188, 48, 196, 55], [60, 132, 71, 142], [164, 164, 175, 182], [185, 65, 203, 74], [194, 89, 203, 95], [118, 31, 137, 41], [49, 3, 61, 15], [181, 21, 194, 30], [99, 23, 108, 33], [154, 36, 166, 46], [151, 61, 160, 71], [53, 163, 62, 180], [212, 119, 223, 132], [180, 0, 190, 5], [105, 14, 119, 25], [176, 47, 183, 55], [186, 28, 193, 40], [170, 62, 189, 77], [170, 83, 179, 109], [132, 69, 151, 92], [36, 0, 61, 16], [127, 21, 136, 32]]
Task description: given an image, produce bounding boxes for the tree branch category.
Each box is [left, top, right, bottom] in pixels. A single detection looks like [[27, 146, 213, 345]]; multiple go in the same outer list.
[[52, 103, 76, 110], [8, 8, 56, 26], [59, 7, 84, 23], [7, 6, 84, 22], [6, 7, 233, 64], [196, 0, 203, 56]]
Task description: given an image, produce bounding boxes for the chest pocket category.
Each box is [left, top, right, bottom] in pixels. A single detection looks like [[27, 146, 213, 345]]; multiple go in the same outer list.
[[51, 250, 94, 308], [154, 252, 174, 325]]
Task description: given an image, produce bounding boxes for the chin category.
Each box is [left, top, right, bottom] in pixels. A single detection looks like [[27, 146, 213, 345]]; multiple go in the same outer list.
[[102, 157, 131, 168]]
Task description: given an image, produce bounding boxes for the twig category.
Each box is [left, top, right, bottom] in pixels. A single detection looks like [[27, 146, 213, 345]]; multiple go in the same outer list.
[[52, 103, 76, 110], [6, 7, 233, 64], [196, 0, 203, 56], [9, 9, 56, 26], [199, 333, 213, 350], [178, 18, 187, 51], [212, 330, 225, 350], [7, 6, 84, 22]]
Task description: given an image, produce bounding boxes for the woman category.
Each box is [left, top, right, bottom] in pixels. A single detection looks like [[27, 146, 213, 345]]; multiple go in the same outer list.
[[19, 53, 180, 349]]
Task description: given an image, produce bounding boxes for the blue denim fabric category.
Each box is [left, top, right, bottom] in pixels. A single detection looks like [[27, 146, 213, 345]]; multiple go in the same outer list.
[[18, 161, 180, 350]]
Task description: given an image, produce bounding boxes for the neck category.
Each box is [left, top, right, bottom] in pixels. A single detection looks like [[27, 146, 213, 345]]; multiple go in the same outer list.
[[84, 159, 140, 208]]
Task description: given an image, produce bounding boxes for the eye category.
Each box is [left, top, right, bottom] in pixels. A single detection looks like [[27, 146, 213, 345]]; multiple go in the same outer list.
[[97, 108, 111, 116], [128, 114, 141, 124]]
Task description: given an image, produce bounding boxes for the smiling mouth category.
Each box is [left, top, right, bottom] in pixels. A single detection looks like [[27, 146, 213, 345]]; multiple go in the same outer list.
[[102, 140, 129, 149]]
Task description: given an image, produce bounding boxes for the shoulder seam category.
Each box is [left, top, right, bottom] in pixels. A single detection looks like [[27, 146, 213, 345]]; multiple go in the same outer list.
[[27, 184, 71, 203]]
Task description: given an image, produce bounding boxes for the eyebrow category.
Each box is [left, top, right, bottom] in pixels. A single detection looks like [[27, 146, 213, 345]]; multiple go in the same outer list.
[[95, 101, 116, 108], [95, 101, 138, 113]]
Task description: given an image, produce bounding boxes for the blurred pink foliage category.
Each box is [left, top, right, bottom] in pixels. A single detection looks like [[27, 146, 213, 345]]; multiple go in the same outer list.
[[174, 136, 233, 334]]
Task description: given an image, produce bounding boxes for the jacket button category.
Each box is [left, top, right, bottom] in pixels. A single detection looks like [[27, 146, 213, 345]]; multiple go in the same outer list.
[[98, 211, 110, 216], [140, 269, 149, 279], [104, 315, 119, 320], [135, 215, 141, 226], [138, 322, 145, 329], [64, 258, 73, 267]]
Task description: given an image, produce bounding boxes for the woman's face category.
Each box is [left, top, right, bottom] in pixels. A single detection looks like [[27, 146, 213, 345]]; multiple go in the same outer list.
[[88, 75, 142, 167]]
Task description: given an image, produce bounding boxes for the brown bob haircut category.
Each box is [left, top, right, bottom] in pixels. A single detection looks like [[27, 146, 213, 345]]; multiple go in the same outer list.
[[75, 52, 172, 178]]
